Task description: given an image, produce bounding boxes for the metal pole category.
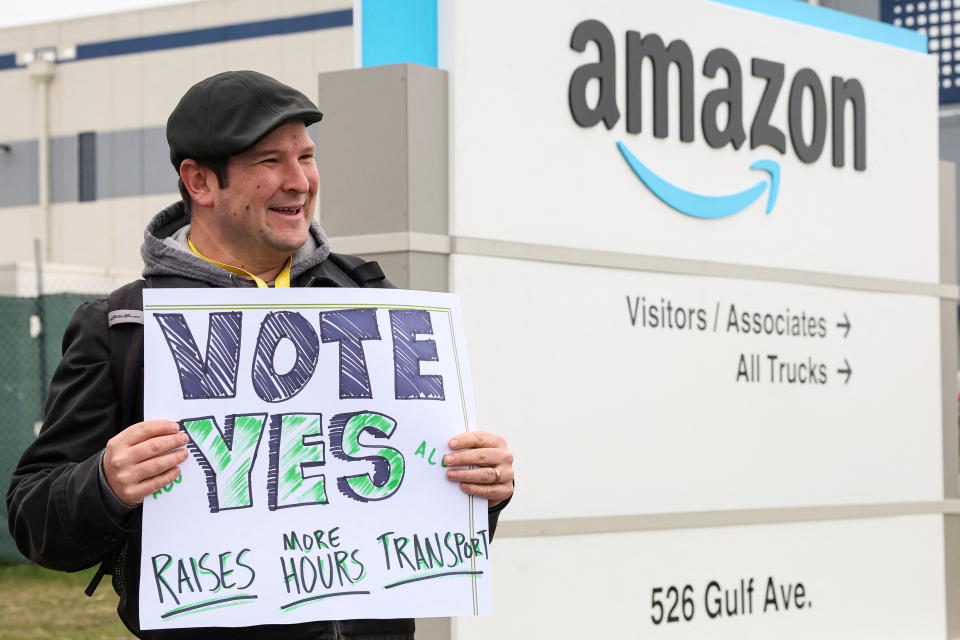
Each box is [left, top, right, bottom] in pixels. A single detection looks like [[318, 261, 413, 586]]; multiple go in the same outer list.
[[33, 238, 48, 411], [28, 59, 55, 262]]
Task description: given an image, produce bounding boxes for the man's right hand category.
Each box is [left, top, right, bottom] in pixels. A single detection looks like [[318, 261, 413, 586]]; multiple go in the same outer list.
[[103, 420, 189, 506]]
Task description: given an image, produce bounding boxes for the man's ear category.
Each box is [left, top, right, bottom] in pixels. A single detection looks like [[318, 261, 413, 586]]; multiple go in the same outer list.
[[179, 159, 217, 208]]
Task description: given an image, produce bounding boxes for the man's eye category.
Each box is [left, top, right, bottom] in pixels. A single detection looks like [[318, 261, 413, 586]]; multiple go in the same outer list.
[[261, 158, 279, 164], [299, 154, 315, 161]]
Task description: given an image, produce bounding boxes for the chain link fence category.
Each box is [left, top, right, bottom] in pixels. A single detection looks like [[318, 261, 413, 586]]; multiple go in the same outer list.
[[0, 254, 135, 564]]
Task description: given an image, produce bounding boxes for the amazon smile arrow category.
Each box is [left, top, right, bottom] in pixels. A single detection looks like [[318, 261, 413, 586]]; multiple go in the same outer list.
[[616, 141, 781, 220]]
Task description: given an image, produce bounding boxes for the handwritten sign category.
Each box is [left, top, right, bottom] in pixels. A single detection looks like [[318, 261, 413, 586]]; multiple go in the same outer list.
[[139, 288, 490, 629]]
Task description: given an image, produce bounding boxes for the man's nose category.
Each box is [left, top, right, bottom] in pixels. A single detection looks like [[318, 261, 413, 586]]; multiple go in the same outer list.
[[282, 159, 311, 193]]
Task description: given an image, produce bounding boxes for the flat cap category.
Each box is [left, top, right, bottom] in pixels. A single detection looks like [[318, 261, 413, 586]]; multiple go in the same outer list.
[[166, 70, 323, 170]]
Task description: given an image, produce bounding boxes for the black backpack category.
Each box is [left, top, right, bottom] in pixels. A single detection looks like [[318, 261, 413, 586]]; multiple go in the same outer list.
[[84, 254, 389, 597]]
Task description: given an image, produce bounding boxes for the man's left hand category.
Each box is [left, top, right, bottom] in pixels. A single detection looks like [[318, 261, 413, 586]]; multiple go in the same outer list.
[[444, 431, 514, 508]]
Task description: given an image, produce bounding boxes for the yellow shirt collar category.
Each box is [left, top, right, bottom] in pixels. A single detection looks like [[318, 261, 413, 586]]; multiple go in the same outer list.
[[187, 237, 292, 288]]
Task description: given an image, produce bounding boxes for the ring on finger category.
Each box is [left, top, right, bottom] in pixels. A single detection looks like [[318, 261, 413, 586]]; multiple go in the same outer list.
[[492, 466, 501, 483]]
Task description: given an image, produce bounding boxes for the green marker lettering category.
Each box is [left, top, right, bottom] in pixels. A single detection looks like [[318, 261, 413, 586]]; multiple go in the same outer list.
[[181, 414, 267, 511]]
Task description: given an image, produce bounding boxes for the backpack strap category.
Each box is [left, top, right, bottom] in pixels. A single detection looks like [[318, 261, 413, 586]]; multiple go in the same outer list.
[[86, 280, 145, 598], [83, 563, 109, 597], [325, 253, 390, 288], [106, 280, 146, 429]]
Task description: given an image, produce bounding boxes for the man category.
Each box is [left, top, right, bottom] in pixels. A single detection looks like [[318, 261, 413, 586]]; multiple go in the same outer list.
[[7, 70, 514, 639]]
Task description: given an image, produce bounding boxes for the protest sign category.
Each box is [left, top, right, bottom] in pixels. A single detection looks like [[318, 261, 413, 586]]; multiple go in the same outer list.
[[138, 288, 490, 629]]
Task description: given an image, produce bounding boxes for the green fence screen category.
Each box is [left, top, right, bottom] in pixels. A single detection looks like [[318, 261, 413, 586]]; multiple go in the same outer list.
[[0, 293, 102, 564]]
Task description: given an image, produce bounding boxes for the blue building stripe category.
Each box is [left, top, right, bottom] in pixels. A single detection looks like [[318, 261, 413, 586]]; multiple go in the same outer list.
[[72, 9, 352, 62], [361, 0, 437, 68], [0, 9, 352, 71], [708, 0, 926, 53]]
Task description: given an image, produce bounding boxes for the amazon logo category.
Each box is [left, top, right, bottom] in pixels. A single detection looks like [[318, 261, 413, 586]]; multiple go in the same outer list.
[[568, 19, 867, 219]]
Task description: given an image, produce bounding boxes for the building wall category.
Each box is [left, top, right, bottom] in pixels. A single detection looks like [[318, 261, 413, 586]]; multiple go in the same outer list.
[[822, 0, 880, 20], [0, 0, 353, 272]]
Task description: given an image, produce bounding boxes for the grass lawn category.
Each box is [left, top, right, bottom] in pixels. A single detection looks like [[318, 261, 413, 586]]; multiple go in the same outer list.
[[0, 564, 132, 639]]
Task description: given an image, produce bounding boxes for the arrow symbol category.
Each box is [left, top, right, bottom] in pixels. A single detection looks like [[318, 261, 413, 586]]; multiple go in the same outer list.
[[616, 141, 780, 219], [836, 312, 851, 338], [837, 359, 852, 384]]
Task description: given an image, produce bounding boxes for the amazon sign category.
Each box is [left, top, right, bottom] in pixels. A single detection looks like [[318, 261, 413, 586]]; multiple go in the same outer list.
[[568, 20, 866, 220], [444, 0, 938, 283]]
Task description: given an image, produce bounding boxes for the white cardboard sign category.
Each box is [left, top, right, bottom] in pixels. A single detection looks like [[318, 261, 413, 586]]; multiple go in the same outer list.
[[139, 288, 489, 629]]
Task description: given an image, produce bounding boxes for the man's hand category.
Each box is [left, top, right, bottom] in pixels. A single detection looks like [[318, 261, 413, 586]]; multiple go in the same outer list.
[[103, 420, 189, 506], [444, 431, 514, 508]]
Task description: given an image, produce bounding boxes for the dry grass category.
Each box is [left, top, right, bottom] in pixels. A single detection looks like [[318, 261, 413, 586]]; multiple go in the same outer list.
[[0, 564, 132, 639]]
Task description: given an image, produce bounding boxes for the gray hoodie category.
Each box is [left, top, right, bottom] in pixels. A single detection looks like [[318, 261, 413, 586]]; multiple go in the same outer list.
[[140, 200, 332, 287]]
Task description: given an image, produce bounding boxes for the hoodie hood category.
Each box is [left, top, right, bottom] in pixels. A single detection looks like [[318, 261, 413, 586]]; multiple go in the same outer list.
[[141, 201, 332, 287]]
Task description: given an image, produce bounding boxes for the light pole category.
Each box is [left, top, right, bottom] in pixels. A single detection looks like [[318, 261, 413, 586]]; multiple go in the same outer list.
[[27, 57, 55, 263]]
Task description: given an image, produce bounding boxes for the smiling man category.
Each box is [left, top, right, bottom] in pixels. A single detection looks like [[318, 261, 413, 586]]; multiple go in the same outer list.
[[184, 119, 318, 274], [7, 71, 514, 640]]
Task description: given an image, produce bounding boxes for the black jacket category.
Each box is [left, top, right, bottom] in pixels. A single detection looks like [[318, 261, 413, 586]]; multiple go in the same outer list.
[[7, 252, 507, 639]]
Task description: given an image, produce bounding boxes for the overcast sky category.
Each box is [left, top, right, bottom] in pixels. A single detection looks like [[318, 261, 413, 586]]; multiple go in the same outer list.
[[0, 0, 196, 29]]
